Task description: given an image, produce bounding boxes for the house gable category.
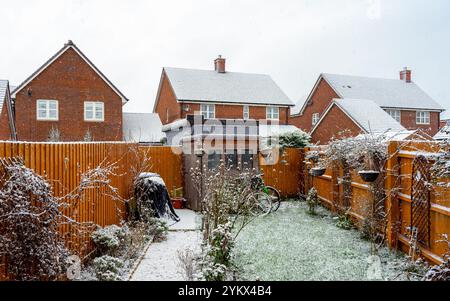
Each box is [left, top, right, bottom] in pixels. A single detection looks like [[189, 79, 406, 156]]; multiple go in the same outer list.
[[0, 81, 16, 141], [310, 102, 363, 144], [153, 70, 182, 124], [13, 43, 124, 141], [12, 41, 128, 104], [289, 76, 340, 132]]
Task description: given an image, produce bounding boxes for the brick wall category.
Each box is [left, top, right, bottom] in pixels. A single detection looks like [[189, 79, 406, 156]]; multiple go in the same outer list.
[[154, 72, 181, 124], [399, 110, 440, 136], [14, 48, 123, 142], [289, 78, 339, 132], [311, 104, 362, 144], [0, 104, 12, 140]]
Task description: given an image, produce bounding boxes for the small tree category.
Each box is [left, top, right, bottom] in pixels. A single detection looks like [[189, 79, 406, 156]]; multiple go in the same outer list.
[[84, 129, 93, 142], [47, 126, 61, 142]]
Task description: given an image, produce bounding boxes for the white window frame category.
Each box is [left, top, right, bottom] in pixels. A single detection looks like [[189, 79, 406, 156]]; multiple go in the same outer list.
[[36, 99, 59, 121], [84, 101, 105, 122], [385, 109, 401, 123], [416, 111, 430, 125], [312, 113, 320, 126], [266, 106, 279, 120], [200, 104, 215, 119], [243, 105, 250, 120]]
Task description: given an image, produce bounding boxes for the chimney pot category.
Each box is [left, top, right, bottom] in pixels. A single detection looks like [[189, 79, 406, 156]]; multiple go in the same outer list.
[[400, 67, 412, 83], [214, 55, 226, 73]]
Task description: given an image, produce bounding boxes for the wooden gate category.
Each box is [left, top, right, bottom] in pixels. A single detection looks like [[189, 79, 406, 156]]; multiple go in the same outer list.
[[411, 155, 431, 247]]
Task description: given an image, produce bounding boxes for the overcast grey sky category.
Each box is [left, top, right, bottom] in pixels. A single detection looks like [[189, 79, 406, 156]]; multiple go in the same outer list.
[[1, 0, 449, 117]]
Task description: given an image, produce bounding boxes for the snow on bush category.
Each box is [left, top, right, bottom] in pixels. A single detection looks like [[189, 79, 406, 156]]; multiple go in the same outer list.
[[0, 159, 70, 280], [325, 132, 388, 171], [430, 140, 450, 188], [91, 225, 130, 256], [306, 188, 319, 215], [278, 131, 311, 150], [200, 222, 235, 281], [92, 255, 124, 281]]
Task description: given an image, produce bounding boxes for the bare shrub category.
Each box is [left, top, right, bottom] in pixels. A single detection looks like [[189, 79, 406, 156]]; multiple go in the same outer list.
[[178, 248, 197, 281], [0, 158, 70, 280]]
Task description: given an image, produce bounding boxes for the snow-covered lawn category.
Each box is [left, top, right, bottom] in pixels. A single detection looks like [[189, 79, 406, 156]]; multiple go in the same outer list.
[[234, 201, 419, 281], [129, 209, 202, 281]]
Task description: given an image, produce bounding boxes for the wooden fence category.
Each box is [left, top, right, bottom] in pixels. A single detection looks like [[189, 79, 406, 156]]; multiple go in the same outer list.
[[0, 142, 183, 279], [306, 141, 450, 264], [260, 148, 305, 198]]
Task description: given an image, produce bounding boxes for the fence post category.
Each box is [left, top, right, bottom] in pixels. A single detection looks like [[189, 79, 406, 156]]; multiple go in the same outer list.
[[385, 140, 400, 248]]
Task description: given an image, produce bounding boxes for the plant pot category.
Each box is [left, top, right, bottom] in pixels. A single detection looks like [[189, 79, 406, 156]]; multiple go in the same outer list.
[[171, 198, 185, 209], [310, 167, 326, 177], [358, 171, 380, 183]]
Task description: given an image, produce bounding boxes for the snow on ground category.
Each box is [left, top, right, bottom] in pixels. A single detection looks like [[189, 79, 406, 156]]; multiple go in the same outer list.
[[130, 209, 202, 281], [234, 201, 420, 281]]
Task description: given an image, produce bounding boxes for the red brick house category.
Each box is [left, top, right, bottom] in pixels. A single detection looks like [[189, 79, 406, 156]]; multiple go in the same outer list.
[[0, 80, 17, 141], [310, 98, 413, 144], [154, 56, 296, 145], [154, 56, 294, 125], [290, 69, 445, 139], [10, 41, 128, 142]]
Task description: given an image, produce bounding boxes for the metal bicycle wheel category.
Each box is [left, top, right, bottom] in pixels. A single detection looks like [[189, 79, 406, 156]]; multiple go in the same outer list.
[[248, 192, 272, 216], [264, 186, 281, 212]]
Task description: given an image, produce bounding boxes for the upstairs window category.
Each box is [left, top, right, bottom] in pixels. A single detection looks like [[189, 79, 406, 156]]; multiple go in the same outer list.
[[243, 105, 250, 120], [37, 100, 58, 121], [266, 106, 279, 120], [200, 104, 215, 119], [312, 113, 320, 126], [385, 109, 401, 123], [416, 111, 430, 125], [84, 102, 104, 122]]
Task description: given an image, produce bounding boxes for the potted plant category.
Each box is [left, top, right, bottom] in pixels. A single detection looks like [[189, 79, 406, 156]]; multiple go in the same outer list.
[[171, 188, 186, 209], [307, 150, 327, 177], [358, 170, 380, 183]]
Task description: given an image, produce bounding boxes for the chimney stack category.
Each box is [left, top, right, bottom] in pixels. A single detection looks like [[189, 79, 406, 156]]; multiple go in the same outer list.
[[214, 55, 226, 73], [400, 67, 412, 83]]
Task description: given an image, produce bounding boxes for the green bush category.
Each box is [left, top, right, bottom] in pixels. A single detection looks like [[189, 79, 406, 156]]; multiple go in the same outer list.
[[279, 131, 311, 150], [148, 218, 169, 242], [92, 255, 124, 281], [91, 225, 130, 256]]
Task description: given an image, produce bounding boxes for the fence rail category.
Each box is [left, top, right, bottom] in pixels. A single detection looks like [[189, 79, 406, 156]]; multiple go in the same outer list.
[[306, 141, 450, 264], [0, 142, 183, 280]]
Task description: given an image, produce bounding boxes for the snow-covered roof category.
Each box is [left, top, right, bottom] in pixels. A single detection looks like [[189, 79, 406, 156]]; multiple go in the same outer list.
[[123, 113, 165, 143], [434, 125, 450, 141], [0, 80, 8, 114], [322, 73, 444, 111], [163, 67, 294, 106], [258, 125, 304, 137], [291, 95, 308, 116], [333, 99, 406, 133], [161, 119, 190, 132], [355, 129, 416, 142]]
